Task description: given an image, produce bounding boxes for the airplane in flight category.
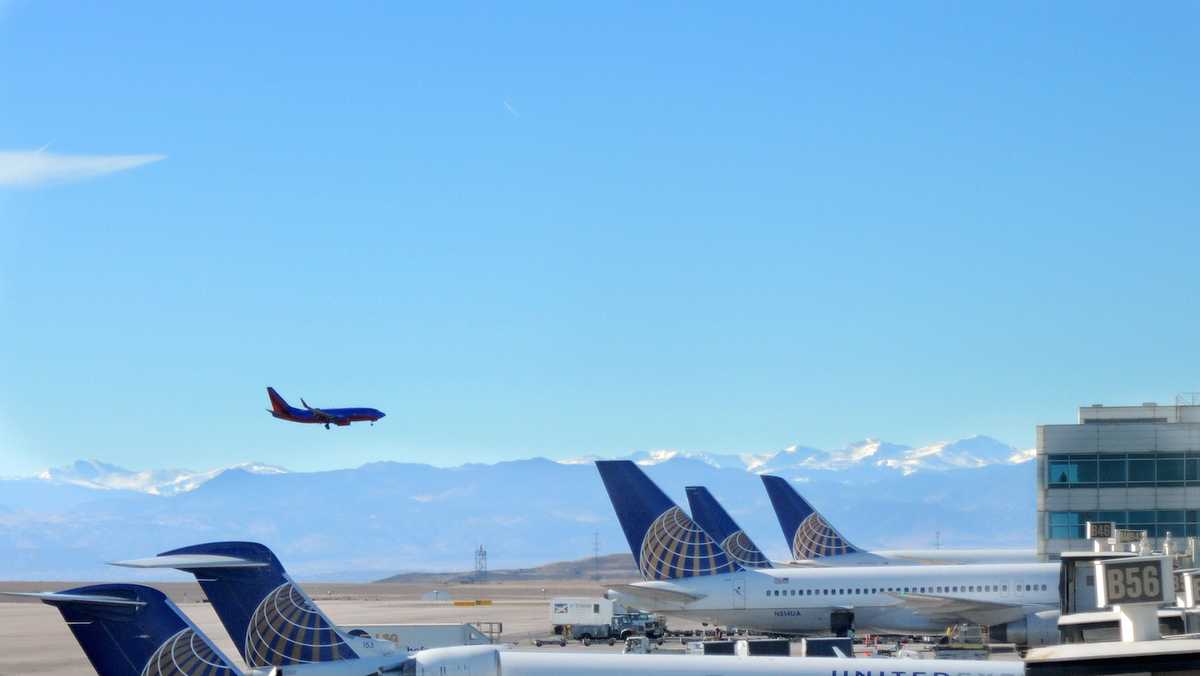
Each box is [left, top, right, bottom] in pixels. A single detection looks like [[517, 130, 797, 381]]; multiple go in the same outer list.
[[266, 386, 385, 429], [11, 581, 1030, 676], [760, 474, 1038, 566], [597, 460, 1061, 646]]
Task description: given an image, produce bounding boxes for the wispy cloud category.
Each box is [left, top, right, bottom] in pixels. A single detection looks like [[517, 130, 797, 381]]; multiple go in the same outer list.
[[0, 150, 166, 188], [503, 99, 519, 118]]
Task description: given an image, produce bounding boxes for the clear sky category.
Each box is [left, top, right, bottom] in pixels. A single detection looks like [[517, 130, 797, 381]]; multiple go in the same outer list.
[[1, 2, 1197, 476]]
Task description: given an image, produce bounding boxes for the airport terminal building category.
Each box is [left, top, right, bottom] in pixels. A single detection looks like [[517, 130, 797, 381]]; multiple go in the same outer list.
[[1038, 399, 1200, 559]]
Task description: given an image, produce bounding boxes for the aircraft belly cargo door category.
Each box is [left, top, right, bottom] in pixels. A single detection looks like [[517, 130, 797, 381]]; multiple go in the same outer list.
[[731, 574, 747, 610]]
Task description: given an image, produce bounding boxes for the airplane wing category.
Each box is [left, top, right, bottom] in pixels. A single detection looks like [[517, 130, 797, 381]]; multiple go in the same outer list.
[[608, 583, 706, 605], [887, 592, 1033, 626], [300, 398, 341, 422]]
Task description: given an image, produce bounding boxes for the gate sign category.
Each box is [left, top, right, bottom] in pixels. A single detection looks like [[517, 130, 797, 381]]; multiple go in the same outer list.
[[1087, 521, 1114, 539], [1096, 556, 1173, 606], [1117, 529, 1143, 545]]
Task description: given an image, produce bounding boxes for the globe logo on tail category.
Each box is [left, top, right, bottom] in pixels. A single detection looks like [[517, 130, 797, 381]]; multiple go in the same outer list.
[[720, 530, 769, 568], [245, 582, 357, 665], [639, 506, 739, 579], [141, 628, 238, 676], [793, 512, 854, 559]]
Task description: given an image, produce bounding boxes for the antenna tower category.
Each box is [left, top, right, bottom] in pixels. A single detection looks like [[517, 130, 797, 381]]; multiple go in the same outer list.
[[474, 544, 488, 582]]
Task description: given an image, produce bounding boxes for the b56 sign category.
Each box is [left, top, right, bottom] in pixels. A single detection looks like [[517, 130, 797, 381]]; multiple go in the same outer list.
[[1096, 556, 1173, 606]]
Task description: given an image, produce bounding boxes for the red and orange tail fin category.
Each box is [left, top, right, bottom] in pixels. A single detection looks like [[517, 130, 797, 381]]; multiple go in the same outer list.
[[266, 387, 291, 414]]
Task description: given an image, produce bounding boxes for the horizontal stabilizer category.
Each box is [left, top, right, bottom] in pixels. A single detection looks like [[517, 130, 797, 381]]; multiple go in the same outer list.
[[110, 554, 267, 569], [608, 583, 706, 605], [1, 591, 145, 606]]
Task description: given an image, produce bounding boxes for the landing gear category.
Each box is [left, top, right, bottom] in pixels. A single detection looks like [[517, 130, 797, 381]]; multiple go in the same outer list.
[[324, 423, 330, 430]]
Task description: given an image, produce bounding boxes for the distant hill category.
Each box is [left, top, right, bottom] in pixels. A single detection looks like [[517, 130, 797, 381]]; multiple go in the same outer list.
[[376, 553, 638, 583]]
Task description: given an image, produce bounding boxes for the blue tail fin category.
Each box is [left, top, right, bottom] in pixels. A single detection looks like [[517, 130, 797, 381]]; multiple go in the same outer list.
[[112, 541, 359, 668], [12, 584, 241, 676], [761, 475, 860, 559], [595, 460, 741, 580], [684, 486, 770, 568]]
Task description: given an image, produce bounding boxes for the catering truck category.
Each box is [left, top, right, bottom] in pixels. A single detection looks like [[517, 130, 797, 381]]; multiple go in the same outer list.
[[549, 597, 664, 643]]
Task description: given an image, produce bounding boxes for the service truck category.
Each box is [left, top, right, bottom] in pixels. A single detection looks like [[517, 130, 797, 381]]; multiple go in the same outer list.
[[549, 597, 664, 643]]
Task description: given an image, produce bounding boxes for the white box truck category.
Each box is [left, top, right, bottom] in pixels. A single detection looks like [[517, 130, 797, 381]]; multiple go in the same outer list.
[[551, 597, 613, 634], [548, 597, 664, 643]]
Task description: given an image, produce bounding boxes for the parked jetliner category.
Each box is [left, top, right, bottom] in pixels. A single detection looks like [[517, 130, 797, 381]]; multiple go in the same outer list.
[[11, 583, 1028, 676], [266, 386, 385, 429], [685, 486, 771, 569], [3, 583, 406, 675], [112, 541, 398, 669], [761, 475, 1037, 565], [597, 461, 1061, 645]]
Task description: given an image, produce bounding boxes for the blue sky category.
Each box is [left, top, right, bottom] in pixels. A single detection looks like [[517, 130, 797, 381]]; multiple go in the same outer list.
[[1, 2, 1197, 475]]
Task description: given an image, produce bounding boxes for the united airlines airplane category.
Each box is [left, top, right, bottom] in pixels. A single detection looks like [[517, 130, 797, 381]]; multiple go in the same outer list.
[[598, 461, 1061, 646], [11, 582, 1028, 676], [685, 485, 772, 569], [761, 475, 1037, 566], [111, 541, 400, 669]]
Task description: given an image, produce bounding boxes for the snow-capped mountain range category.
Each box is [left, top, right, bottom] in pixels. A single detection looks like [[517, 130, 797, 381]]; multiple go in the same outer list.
[[1, 435, 1037, 580], [35, 459, 289, 496], [26, 435, 1033, 497], [568, 435, 1034, 477]]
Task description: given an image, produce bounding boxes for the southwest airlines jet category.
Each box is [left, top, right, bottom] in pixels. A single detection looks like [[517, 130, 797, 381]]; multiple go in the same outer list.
[[597, 461, 1061, 646], [10, 582, 1027, 676], [760, 475, 1037, 565], [266, 386, 385, 429]]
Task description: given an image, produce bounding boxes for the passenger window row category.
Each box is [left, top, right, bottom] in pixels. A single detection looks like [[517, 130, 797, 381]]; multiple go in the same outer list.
[[764, 583, 1048, 598]]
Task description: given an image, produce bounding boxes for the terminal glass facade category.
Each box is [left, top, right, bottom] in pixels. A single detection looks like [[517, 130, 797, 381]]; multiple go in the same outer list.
[[1036, 403, 1200, 559], [1046, 510, 1197, 539], [1046, 453, 1198, 488]]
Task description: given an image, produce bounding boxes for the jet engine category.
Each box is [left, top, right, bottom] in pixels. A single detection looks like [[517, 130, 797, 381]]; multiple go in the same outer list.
[[988, 609, 1060, 647], [394, 645, 502, 676]]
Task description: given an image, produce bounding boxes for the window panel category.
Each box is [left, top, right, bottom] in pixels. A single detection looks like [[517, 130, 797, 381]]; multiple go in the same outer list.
[[1128, 511, 1156, 525], [1158, 458, 1185, 483], [1129, 458, 1155, 483], [1158, 510, 1186, 523], [1049, 462, 1075, 485], [1099, 459, 1127, 484], [1075, 459, 1098, 484]]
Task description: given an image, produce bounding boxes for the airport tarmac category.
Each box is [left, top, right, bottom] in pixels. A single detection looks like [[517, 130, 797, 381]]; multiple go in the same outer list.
[[0, 578, 711, 675]]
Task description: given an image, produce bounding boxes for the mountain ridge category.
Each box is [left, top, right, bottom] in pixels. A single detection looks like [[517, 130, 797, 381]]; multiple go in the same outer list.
[[0, 448, 1036, 581], [22, 434, 1032, 497]]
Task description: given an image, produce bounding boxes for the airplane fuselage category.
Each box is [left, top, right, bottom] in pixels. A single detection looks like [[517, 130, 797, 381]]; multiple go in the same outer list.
[[270, 405, 385, 425], [612, 563, 1060, 636], [791, 549, 1040, 567]]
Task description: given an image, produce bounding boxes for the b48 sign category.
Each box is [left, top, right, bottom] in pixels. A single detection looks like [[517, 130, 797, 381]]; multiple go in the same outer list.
[[1096, 556, 1173, 606]]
